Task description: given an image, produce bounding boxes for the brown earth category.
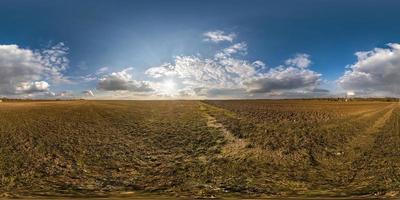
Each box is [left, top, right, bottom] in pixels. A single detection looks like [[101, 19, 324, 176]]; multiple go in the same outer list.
[[0, 100, 399, 199]]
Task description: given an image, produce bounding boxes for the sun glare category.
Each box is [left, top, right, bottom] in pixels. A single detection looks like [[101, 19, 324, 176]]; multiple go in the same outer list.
[[162, 80, 177, 96]]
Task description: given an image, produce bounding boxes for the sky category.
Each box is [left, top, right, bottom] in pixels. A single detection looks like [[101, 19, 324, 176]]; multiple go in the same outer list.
[[1, 0, 400, 99]]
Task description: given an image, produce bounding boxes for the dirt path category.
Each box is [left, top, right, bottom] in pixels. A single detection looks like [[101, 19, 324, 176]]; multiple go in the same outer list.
[[199, 103, 271, 159], [204, 112, 249, 155], [199, 103, 247, 155], [201, 102, 398, 158]]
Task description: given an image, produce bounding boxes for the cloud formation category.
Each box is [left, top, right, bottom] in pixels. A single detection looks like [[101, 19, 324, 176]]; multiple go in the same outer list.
[[0, 43, 68, 95], [82, 90, 94, 97], [215, 42, 247, 59], [244, 66, 322, 93], [203, 30, 236, 43], [39, 42, 70, 83], [98, 68, 154, 92], [146, 34, 324, 98], [1, 32, 328, 99], [285, 53, 312, 68], [338, 43, 400, 96], [145, 54, 261, 97], [15, 81, 50, 94]]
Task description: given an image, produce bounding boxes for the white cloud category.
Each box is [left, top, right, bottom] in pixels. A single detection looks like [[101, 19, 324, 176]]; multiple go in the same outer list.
[[338, 43, 400, 96], [81, 74, 97, 82], [96, 67, 109, 74], [252, 60, 266, 69], [145, 63, 178, 78], [19, 90, 75, 99], [0, 43, 68, 95], [220, 57, 257, 77], [58, 91, 73, 97], [82, 90, 94, 97], [97, 68, 154, 92], [203, 30, 236, 43], [215, 42, 247, 59], [145, 55, 253, 92], [145, 41, 323, 98], [285, 53, 312, 68], [76, 67, 110, 83], [15, 81, 50, 94], [38, 42, 70, 83]]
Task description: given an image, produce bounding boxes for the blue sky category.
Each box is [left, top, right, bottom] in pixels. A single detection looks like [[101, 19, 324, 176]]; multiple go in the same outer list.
[[1, 0, 400, 99]]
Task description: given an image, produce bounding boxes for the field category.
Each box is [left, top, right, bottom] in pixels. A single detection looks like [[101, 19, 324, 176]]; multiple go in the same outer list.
[[0, 100, 399, 198]]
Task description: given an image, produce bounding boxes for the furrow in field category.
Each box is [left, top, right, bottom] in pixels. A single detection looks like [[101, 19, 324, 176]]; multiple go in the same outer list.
[[346, 103, 396, 155], [342, 104, 400, 194], [204, 112, 247, 154], [199, 104, 239, 152], [200, 103, 256, 158]]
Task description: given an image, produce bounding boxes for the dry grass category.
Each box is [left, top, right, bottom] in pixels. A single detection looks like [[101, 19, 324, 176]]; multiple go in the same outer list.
[[0, 100, 399, 198], [202, 100, 400, 197]]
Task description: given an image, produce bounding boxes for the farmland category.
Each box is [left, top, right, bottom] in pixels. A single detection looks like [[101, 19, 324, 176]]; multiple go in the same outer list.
[[0, 100, 399, 198]]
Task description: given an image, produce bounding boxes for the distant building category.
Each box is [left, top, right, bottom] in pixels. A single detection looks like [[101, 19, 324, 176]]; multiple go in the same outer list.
[[345, 91, 355, 102]]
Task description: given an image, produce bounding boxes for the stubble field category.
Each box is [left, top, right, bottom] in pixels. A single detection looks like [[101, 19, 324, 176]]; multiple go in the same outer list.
[[0, 100, 399, 198]]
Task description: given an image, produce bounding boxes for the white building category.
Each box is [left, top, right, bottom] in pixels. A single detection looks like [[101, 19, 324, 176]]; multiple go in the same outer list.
[[345, 91, 355, 101]]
